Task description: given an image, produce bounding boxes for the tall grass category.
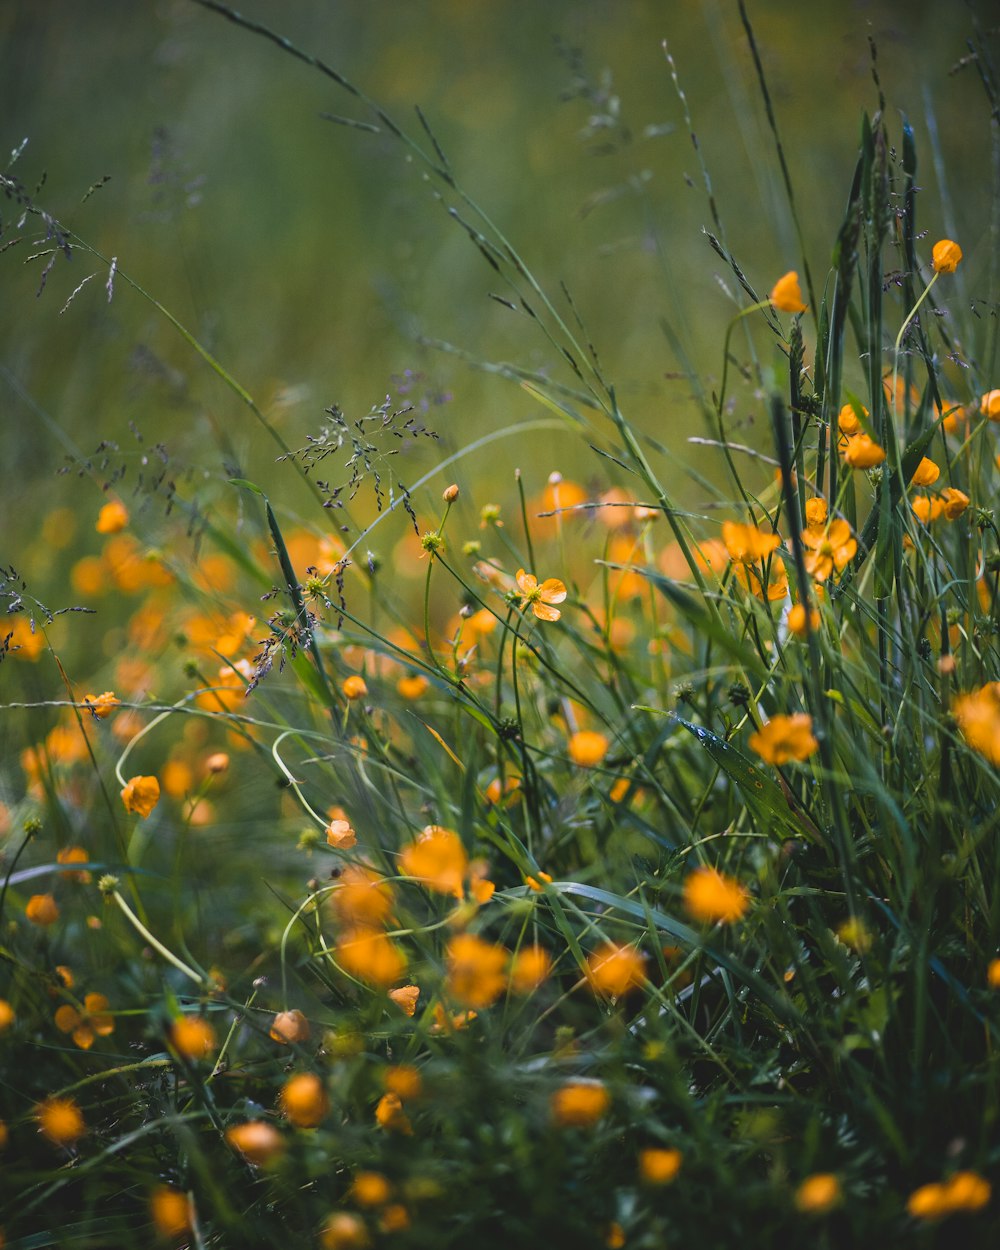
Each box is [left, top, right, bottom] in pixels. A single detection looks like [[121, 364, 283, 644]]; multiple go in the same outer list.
[[2, 4, 1000, 1247]]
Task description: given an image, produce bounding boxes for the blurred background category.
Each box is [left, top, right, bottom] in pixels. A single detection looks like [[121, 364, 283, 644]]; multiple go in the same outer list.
[[1, 0, 995, 612]]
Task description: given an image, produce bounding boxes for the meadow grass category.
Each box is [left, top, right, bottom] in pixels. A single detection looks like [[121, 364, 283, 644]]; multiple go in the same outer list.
[[2, 3, 1000, 1246]]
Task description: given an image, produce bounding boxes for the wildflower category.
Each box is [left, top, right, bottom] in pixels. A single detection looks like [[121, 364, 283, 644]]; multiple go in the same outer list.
[[842, 433, 886, 469], [150, 1186, 192, 1239], [121, 774, 160, 818], [749, 713, 819, 764], [446, 934, 508, 1009], [684, 866, 750, 925], [397, 673, 429, 700], [380, 1205, 410, 1233], [515, 568, 567, 622], [226, 1121, 285, 1166], [205, 751, 230, 774], [35, 1096, 85, 1145], [388, 984, 420, 1016], [431, 1003, 477, 1032], [326, 818, 358, 850], [384, 1065, 423, 1101], [442, 483, 460, 503], [954, 684, 1000, 765], [320, 1213, 371, 1250], [170, 1015, 216, 1060], [605, 1223, 625, 1249], [551, 1080, 610, 1128], [837, 917, 872, 953], [908, 1171, 991, 1219], [912, 495, 944, 525], [485, 775, 521, 806], [722, 520, 780, 563], [54, 992, 114, 1050], [83, 690, 119, 719], [802, 519, 856, 582], [981, 390, 1000, 421], [837, 402, 867, 438], [419, 530, 444, 559], [510, 946, 552, 994], [804, 497, 828, 530], [96, 500, 129, 533], [639, 1147, 683, 1186], [795, 1173, 841, 1214], [0, 1000, 14, 1032], [399, 825, 467, 898], [337, 931, 407, 987], [568, 730, 609, 767], [941, 487, 970, 520], [25, 893, 60, 926], [269, 1008, 311, 1045], [931, 239, 962, 274], [770, 270, 807, 313], [375, 1091, 413, 1135], [352, 1171, 392, 1207], [279, 1072, 329, 1127], [343, 675, 368, 701], [331, 866, 395, 927], [734, 554, 789, 602], [988, 959, 1000, 989], [57, 846, 92, 883], [911, 459, 942, 490], [585, 942, 646, 997], [479, 502, 503, 528], [787, 602, 820, 637]]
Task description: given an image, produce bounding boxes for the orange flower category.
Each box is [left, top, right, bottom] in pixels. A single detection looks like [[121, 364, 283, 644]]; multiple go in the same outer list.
[[96, 499, 129, 534], [388, 984, 420, 1016], [351, 1171, 392, 1207], [787, 603, 820, 637], [911, 457, 940, 487], [585, 942, 646, 997], [342, 675, 368, 701], [320, 1213, 371, 1250], [82, 690, 119, 719], [269, 1008, 311, 1045], [279, 1072, 329, 1128], [446, 934, 508, 1009], [836, 403, 867, 438], [25, 893, 60, 926], [54, 992, 114, 1050], [150, 1186, 192, 1239], [170, 1015, 216, 1060], [397, 673, 429, 700], [684, 867, 750, 925], [35, 1096, 86, 1145], [515, 568, 567, 622], [954, 683, 1000, 765], [770, 271, 807, 313], [842, 433, 886, 469], [795, 1173, 842, 1214], [639, 1147, 683, 1186], [0, 1000, 14, 1032], [551, 1081, 610, 1128], [988, 958, 1000, 989], [331, 865, 395, 927], [226, 1120, 285, 1166], [804, 497, 828, 530], [734, 554, 789, 602], [399, 825, 467, 898], [568, 730, 609, 767], [801, 518, 856, 582], [326, 818, 357, 850], [931, 238, 962, 274], [57, 846, 92, 883], [722, 521, 780, 563], [384, 1065, 423, 1101], [375, 1091, 412, 1135], [908, 1171, 990, 1219], [509, 946, 553, 995], [337, 930, 407, 987], [912, 495, 944, 525], [981, 389, 1000, 421], [749, 713, 819, 765], [941, 487, 970, 520], [121, 774, 160, 818]]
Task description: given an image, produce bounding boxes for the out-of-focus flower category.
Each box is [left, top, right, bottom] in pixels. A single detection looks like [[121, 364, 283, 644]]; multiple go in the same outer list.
[[639, 1147, 683, 1185], [722, 521, 780, 563], [326, 818, 357, 850], [170, 1015, 216, 1060], [35, 1096, 85, 1145], [375, 1091, 412, 1135], [585, 942, 645, 997], [150, 1186, 192, 1239], [749, 713, 819, 764], [25, 893, 60, 926], [388, 985, 420, 1016], [980, 390, 1000, 421], [54, 992, 114, 1050], [795, 1173, 842, 1214], [336, 931, 407, 987], [953, 684, 1000, 766], [684, 867, 750, 925], [400, 826, 467, 898], [907, 1170, 990, 1219], [121, 775, 160, 818], [551, 1080, 610, 1128], [82, 691, 119, 719], [96, 500, 129, 534], [509, 946, 552, 994], [320, 1212, 371, 1250], [279, 1072, 329, 1127], [770, 271, 807, 313], [568, 730, 609, 767], [226, 1121, 285, 1166], [342, 675, 368, 701], [269, 1009, 311, 1045], [446, 934, 508, 1009]]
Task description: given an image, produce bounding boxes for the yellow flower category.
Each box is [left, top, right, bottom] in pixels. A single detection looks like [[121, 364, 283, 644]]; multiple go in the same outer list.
[[82, 690, 119, 719], [908, 1171, 991, 1219], [804, 497, 828, 530], [384, 1064, 423, 1101], [397, 673, 429, 700], [351, 1171, 392, 1207], [980, 389, 1000, 421], [639, 1147, 683, 1186], [320, 1213, 371, 1250], [911, 457, 940, 487], [912, 495, 944, 525], [836, 403, 867, 438], [269, 1008, 311, 1045], [842, 433, 886, 469], [399, 825, 467, 898], [795, 1173, 841, 1214], [515, 568, 568, 622], [96, 499, 129, 534], [25, 893, 60, 926], [121, 774, 161, 818], [953, 683, 1000, 765], [940, 487, 970, 520], [568, 730, 609, 767], [226, 1120, 285, 1166], [722, 521, 781, 563], [585, 942, 646, 997], [336, 930, 407, 987], [375, 1091, 413, 1135], [931, 238, 962, 274], [342, 675, 368, 701], [35, 1096, 86, 1145], [770, 270, 807, 313], [987, 958, 1000, 989], [150, 1186, 192, 1239], [279, 1072, 329, 1128], [683, 866, 750, 925], [801, 518, 856, 582], [326, 818, 357, 850], [170, 1015, 216, 1060], [331, 866, 395, 927], [54, 992, 114, 1050], [0, 1000, 14, 1032], [787, 602, 820, 637], [734, 554, 789, 602], [57, 845, 92, 883], [388, 984, 420, 1016], [749, 713, 819, 765], [446, 934, 508, 1009], [509, 946, 552, 995], [551, 1080, 610, 1128], [380, 1204, 409, 1233]]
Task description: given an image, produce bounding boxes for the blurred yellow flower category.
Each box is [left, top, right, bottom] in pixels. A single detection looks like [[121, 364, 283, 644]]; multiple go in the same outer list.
[[988, 958, 1000, 989], [25, 893, 60, 926], [82, 690, 119, 719], [331, 866, 395, 927], [35, 1096, 85, 1145], [120, 774, 160, 818], [749, 713, 819, 764], [639, 1147, 683, 1185], [842, 433, 886, 469], [388, 984, 420, 1016], [515, 568, 567, 622], [446, 934, 508, 1009], [551, 1080, 610, 1128], [326, 818, 357, 850], [684, 867, 750, 925], [279, 1072, 329, 1127], [226, 1120, 285, 1166], [96, 499, 129, 534], [400, 825, 467, 898], [351, 1171, 392, 1207], [0, 1000, 14, 1032], [150, 1186, 192, 1239], [908, 1170, 990, 1219], [384, 1064, 423, 1101], [795, 1173, 841, 1214], [54, 992, 114, 1050], [568, 730, 609, 767], [954, 683, 1000, 765], [342, 674, 368, 701], [981, 389, 1000, 421], [170, 1015, 216, 1060], [320, 1212, 370, 1250], [375, 1091, 412, 1135], [804, 497, 828, 530], [269, 1008, 311, 1045], [585, 941, 646, 997], [509, 946, 553, 995], [770, 270, 807, 313], [336, 930, 407, 987], [722, 520, 780, 563]]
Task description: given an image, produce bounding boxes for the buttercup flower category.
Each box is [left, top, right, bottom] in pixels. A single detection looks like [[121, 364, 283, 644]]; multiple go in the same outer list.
[[911, 457, 940, 487], [351, 1171, 392, 1207], [279, 1072, 329, 1127], [399, 825, 468, 898], [121, 774, 160, 818], [639, 1147, 683, 1186], [795, 1173, 842, 1214], [585, 941, 646, 997], [981, 390, 1000, 421], [342, 675, 368, 701], [336, 930, 407, 987], [988, 959, 1000, 989], [515, 568, 567, 622], [953, 684, 1000, 765], [170, 1015, 216, 1060], [96, 500, 129, 534], [684, 866, 750, 925], [35, 1096, 86, 1145], [749, 713, 819, 765], [837, 402, 867, 439], [375, 1091, 412, 1135], [0, 1000, 14, 1032], [940, 487, 970, 520], [25, 893, 60, 926], [383, 1065, 423, 1101], [551, 1080, 610, 1128], [509, 946, 552, 994], [722, 521, 780, 563], [226, 1121, 285, 1166], [568, 730, 609, 767], [908, 1171, 990, 1219], [802, 518, 856, 582], [787, 602, 820, 637], [912, 495, 944, 525], [770, 270, 807, 313], [445, 934, 508, 1009], [54, 992, 114, 1050], [804, 497, 828, 530], [388, 984, 420, 1016], [331, 866, 395, 927], [931, 238, 962, 274], [320, 1213, 370, 1250], [326, 818, 357, 850], [150, 1186, 192, 1239], [269, 1008, 311, 1044], [842, 433, 886, 469], [83, 690, 119, 719]]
